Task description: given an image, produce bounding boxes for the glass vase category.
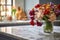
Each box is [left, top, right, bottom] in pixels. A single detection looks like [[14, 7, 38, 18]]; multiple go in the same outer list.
[[44, 21, 53, 33]]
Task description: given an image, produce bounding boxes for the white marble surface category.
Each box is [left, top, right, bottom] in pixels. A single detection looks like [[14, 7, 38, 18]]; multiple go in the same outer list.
[[4, 25, 60, 40]]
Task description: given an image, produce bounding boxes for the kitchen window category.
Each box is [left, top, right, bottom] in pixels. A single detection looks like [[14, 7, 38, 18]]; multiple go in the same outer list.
[[0, 0, 29, 33], [0, 0, 12, 21], [0, 0, 12, 33]]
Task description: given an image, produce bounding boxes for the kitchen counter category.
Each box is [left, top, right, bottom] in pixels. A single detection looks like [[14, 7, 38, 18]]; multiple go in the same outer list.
[[0, 32, 27, 40], [2, 25, 60, 40]]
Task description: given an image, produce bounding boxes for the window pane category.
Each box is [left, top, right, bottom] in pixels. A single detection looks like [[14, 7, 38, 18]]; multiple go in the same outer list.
[[6, 6, 11, 15], [0, 5, 4, 11], [1, 0, 5, 4], [1, 12, 5, 16], [1, 6, 5, 16], [7, 0, 11, 5]]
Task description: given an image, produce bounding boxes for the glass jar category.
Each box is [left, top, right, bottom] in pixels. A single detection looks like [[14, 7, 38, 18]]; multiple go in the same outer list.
[[43, 20, 53, 33]]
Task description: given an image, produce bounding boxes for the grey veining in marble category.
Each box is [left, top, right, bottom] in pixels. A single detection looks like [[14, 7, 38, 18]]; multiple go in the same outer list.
[[0, 25, 60, 40], [10, 25, 60, 40]]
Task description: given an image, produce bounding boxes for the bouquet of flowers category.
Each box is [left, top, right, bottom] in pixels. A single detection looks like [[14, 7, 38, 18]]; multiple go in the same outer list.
[[29, 2, 60, 26]]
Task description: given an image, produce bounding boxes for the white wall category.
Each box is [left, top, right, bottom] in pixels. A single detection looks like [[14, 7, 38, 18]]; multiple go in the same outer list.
[[25, 0, 39, 18], [15, 0, 24, 10], [15, 0, 39, 18]]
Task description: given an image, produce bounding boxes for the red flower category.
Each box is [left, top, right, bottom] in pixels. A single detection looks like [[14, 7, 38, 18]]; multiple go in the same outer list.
[[29, 9, 35, 16], [30, 20, 35, 26], [44, 9, 50, 15], [30, 16, 34, 20], [36, 21, 42, 26], [57, 4, 60, 10], [35, 4, 41, 8]]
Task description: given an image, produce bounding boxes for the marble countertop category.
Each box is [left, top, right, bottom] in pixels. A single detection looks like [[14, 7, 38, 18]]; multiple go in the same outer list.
[[3, 25, 60, 40]]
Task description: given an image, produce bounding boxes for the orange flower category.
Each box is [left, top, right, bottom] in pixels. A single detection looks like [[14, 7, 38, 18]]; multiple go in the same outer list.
[[48, 13, 56, 22], [45, 4, 50, 10]]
